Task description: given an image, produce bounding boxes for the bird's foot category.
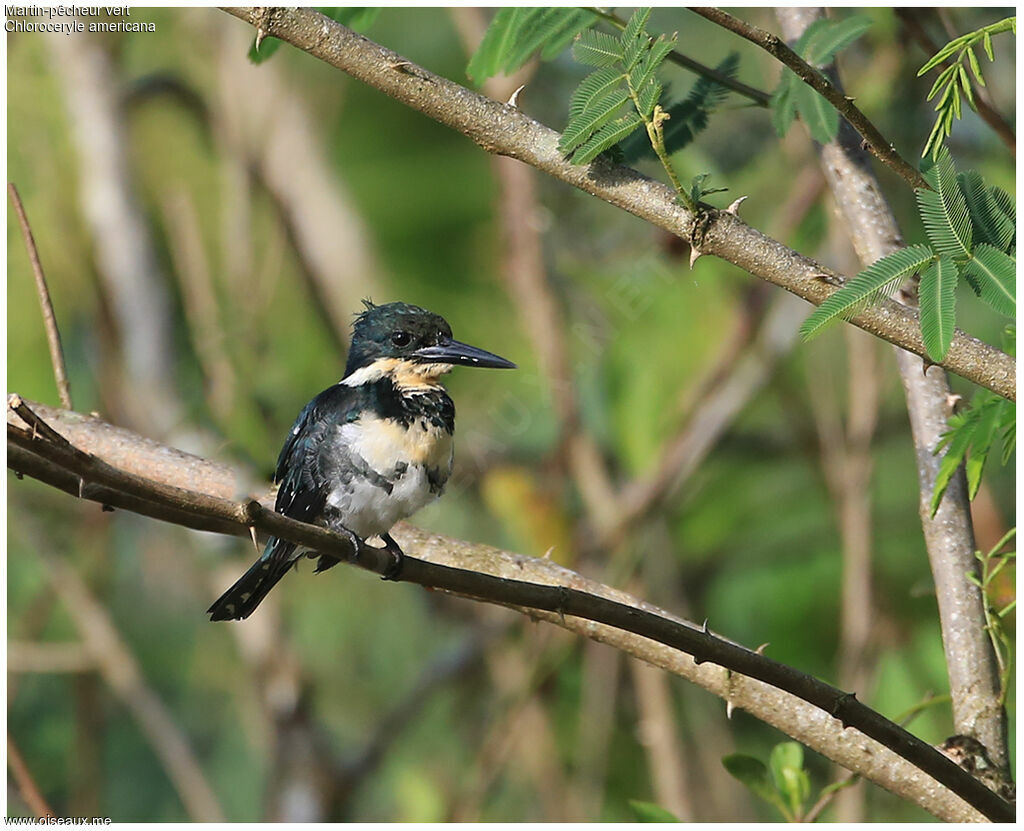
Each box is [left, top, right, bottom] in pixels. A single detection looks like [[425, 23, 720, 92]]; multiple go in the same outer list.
[[314, 525, 363, 573], [379, 533, 405, 581]]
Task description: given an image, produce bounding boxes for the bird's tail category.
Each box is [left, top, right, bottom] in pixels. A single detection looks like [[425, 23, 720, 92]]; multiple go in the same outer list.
[[208, 540, 297, 621]]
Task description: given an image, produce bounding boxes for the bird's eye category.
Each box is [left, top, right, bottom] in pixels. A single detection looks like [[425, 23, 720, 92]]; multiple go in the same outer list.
[[437, 330, 447, 344], [391, 331, 412, 347]]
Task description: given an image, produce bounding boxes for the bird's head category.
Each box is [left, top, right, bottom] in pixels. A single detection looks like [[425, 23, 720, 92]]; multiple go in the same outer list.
[[343, 301, 516, 386]]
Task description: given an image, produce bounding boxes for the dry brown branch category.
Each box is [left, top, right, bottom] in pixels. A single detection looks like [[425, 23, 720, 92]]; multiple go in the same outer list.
[[6, 398, 1009, 821], [8, 182, 73, 409]]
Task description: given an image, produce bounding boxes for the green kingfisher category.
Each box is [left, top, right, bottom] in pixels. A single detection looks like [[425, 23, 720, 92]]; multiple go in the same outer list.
[[208, 301, 516, 621]]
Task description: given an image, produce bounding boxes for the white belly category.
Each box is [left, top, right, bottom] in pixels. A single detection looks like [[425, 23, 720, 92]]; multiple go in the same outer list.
[[324, 416, 454, 538], [326, 463, 440, 538]]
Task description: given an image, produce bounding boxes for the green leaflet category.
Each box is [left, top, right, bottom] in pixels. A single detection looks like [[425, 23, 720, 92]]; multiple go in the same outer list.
[[630, 34, 678, 92], [636, 80, 663, 118], [561, 9, 685, 167], [916, 16, 1015, 157], [559, 87, 630, 154], [569, 67, 624, 119], [800, 245, 936, 340], [958, 171, 1015, 253], [963, 244, 1016, 317], [791, 80, 838, 144], [623, 53, 738, 161], [573, 29, 624, 67], [918, 255, 958, 361], [571, 112, 643, 164], [917, 150, 973, 259], [769, 743, 810, 820]]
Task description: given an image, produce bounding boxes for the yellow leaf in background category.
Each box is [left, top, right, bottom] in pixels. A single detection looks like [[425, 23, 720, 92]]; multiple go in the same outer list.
[[480, 465, 574, 566]]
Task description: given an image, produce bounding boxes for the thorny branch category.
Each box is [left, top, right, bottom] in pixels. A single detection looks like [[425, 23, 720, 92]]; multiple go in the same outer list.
[[5, 396, 1012, 822], [220, 7, 1013, 402]]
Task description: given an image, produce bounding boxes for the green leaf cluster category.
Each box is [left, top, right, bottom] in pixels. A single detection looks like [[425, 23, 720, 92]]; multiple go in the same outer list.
[[248, 8, 381, 64], [466, 8, 598, 83], [722, 742, 811, 822], [558, 9, 677, 165], [771, 14, 872, 144], [932, 383, 1016, 516], [919, 16, 1016, 158], [801, 149, 1015, 362]]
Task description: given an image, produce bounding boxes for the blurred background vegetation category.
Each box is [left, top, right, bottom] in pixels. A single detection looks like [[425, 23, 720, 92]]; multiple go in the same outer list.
[[6, 6, 1015, 822]]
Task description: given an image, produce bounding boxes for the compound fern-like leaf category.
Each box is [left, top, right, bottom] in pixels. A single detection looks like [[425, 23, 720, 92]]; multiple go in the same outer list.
[[559, 88, 630, 154], [918, 254, 958, 361], [622, 53, 738, 161], [962, 244, 1016, 317], [571, 113, 644, 164], [800, 245, 936, 340], [573, 29, 624, 67], [958, 171, 1015, 253], [569, 67, 624, 119], [917, 149, 973, 259]]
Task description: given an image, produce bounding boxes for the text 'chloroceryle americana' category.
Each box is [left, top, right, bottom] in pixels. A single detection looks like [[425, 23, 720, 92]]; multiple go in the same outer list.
[[208, 301, 516, 621]]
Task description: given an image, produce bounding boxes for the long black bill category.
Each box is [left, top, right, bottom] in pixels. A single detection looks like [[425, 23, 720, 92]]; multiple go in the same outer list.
[[414, 339, 517, 369]]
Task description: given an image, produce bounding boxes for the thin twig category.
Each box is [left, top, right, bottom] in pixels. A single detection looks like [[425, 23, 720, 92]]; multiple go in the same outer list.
[[7, 734, 55, 819], [688, 8, 929, 191], [8, 183, 73, 409], [6, 395, 1012, 822]]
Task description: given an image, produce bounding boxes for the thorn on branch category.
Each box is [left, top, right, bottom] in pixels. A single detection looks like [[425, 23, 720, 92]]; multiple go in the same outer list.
[[726, 196, 748, 216], [506, 84, 525, 108]]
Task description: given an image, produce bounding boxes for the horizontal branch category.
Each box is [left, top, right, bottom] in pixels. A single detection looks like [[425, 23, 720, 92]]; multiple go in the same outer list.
[[6, 397, 1009, 822], [220, 7, 1013, 401]]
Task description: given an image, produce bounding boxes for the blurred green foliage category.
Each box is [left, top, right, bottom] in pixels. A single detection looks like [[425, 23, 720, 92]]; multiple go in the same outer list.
[[7, 7, 1015, 822]]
